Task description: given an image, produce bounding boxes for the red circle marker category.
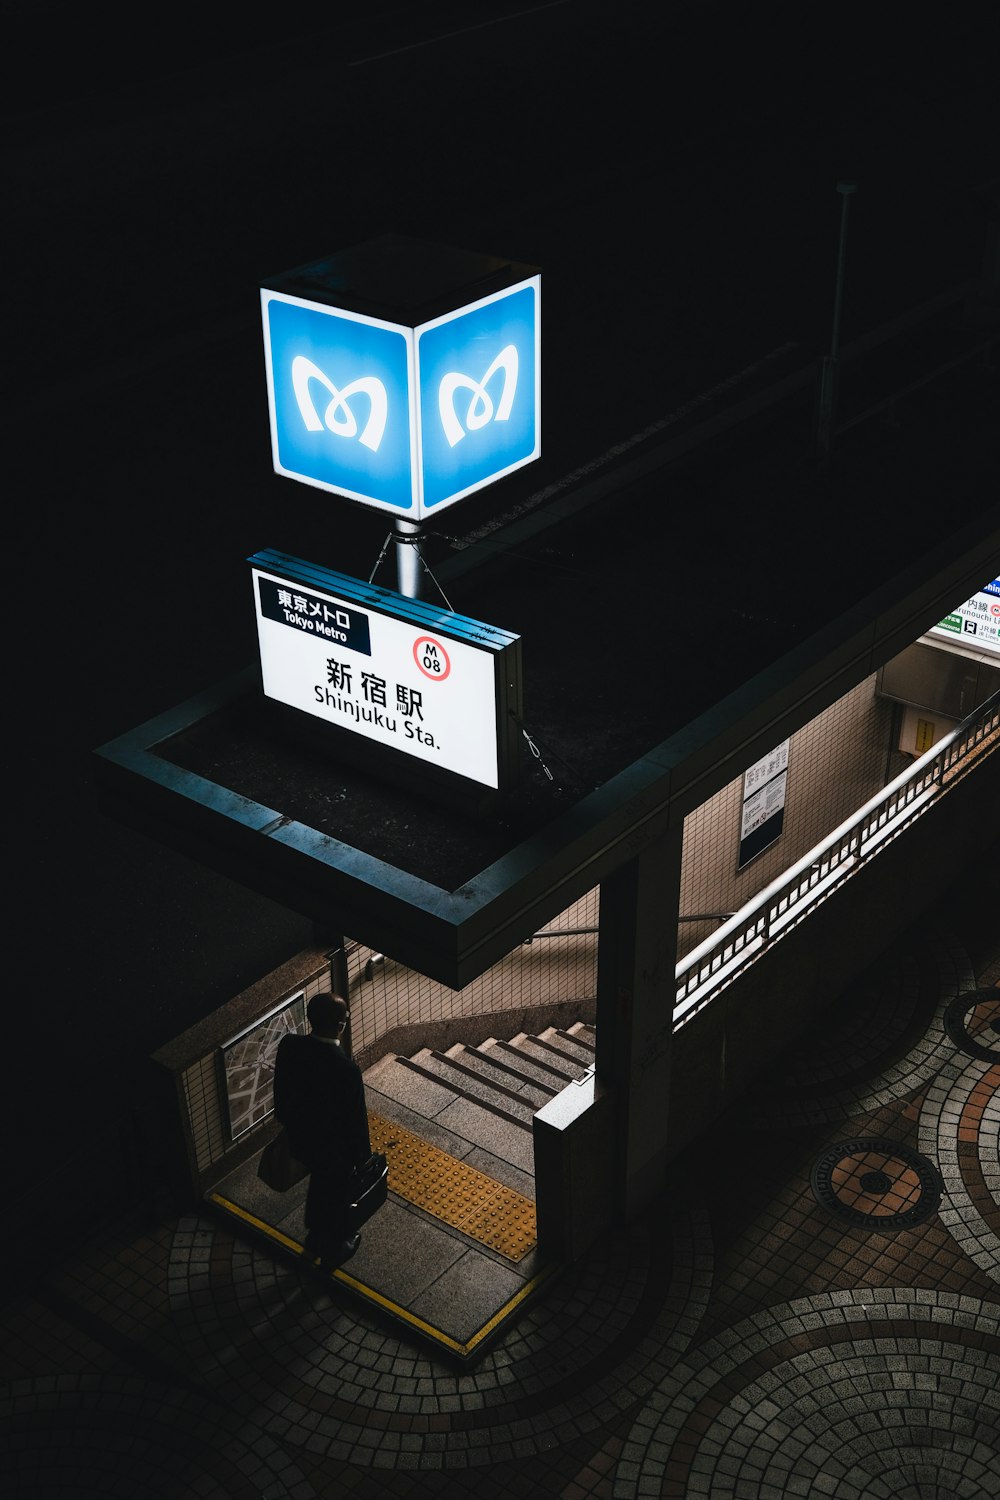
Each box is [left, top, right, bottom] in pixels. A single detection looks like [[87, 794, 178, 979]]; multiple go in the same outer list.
[[413, 636, 451, 681]]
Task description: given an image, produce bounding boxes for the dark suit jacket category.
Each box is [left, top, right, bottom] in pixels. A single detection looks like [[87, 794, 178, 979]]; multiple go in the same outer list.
[[273, 1034, 371, 1176]]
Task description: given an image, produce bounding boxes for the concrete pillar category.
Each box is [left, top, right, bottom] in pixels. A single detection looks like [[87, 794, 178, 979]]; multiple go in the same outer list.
[[595, 825, 683, 1221], [533, 1071, 615, 1262]]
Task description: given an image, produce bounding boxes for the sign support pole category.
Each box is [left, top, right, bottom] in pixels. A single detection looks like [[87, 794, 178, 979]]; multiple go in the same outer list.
[[816, 180, 858, 462], [394, 520, 423, 600]]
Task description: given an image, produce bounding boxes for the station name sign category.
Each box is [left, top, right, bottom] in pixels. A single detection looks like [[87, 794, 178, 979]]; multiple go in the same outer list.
[[248, 549, 523, 794], [929, 577, 1000, 657]]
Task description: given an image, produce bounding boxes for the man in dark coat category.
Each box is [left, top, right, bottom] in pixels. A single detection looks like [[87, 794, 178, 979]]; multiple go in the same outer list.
[[273, 991, 371, 1270]]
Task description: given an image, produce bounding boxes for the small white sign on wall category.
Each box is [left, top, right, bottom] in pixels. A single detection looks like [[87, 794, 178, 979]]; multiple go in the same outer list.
[[738, 739, 790, 870]]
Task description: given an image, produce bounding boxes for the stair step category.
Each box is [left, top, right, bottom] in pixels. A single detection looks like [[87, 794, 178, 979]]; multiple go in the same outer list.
[[446, 1042, 558, 1101], [537, 1026, 597, 1065], [524, 1031, 595, 1071], [477, 1037, 577, 1089], [567, 1022, 597, 1046], [490, 1036, 584, 1082], [363, 1052, 462, 1120], [517, 1033, 593, 1076], [395, 1054, 533, 1132], [416, 1048, 540, 1119]]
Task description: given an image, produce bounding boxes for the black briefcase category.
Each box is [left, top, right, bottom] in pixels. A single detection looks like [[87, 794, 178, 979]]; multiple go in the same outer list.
[[348, 1151, 388, 1229]]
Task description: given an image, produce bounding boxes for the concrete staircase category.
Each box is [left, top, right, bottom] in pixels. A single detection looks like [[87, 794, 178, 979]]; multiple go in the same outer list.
[[362, 1022, 596, 1197]]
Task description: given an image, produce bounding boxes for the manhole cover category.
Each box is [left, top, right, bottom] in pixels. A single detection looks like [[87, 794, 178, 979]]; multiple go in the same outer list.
[[944, 989, 1000, 1062], [810, 1137, 942, 1229]]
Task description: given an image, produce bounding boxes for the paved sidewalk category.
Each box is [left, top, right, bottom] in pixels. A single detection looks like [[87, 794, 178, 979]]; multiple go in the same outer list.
[[2, 870, 997, 1498]]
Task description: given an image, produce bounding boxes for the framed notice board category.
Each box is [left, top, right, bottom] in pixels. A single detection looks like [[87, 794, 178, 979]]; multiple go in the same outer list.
[[737, 740, 789, 871]]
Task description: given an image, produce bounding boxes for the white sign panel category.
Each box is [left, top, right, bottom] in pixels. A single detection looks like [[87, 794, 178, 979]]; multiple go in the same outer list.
[[738, 739, 790, 869], [743, 739, 790, 799], [250, 554, 520, 791], [741, 769, 788, 841]]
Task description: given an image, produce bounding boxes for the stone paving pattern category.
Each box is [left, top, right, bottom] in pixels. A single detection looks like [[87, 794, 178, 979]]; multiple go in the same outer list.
[[2, 871, 997, 1498]]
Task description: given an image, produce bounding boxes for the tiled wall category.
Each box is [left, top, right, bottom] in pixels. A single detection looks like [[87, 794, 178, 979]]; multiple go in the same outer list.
[[678, 674, 902, 958], [181, 1056, 225, 1176], [344, 888, 601, 1059]]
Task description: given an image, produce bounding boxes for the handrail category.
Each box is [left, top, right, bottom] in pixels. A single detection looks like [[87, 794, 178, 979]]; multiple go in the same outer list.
[[674, 688, 999, 1026], [522, 912, 734, 944]]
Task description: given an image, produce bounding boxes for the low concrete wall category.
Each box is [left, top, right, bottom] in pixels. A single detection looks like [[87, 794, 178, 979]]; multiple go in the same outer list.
[[149, 948, 333, 1203], [534, 1073, 616, 1261]]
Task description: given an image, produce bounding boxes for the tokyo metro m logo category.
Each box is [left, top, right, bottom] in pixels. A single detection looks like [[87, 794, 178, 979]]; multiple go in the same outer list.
[[438, 344, 518, 448], [291, 355, 388, 452]]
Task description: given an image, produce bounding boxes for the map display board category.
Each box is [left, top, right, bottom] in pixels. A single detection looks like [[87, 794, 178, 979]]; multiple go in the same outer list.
[[220, 992, 306, 1141]]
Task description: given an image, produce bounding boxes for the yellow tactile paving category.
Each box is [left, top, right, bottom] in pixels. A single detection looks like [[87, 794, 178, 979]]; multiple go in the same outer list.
[[368, 1112, 537, 1262]]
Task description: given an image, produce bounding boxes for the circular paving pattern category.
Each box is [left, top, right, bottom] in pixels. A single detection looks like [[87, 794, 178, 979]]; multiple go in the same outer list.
[[0, 1376, 315, 1499], [613, 1289, 1000, 1499], [944, 987, 1000, 1062], [810, 1137, 942, 1229], [166, 1203, 713, 1468], [749, 936, 979, 1126], [919, 1050, 1000, 1285]]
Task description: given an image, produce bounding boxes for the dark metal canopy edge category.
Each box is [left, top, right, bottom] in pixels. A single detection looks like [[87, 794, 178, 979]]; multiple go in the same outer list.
[[92, 504, 1000, 988]]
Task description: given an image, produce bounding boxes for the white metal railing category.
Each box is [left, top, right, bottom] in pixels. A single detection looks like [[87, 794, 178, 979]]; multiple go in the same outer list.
[[674, 688, 999, 1027]]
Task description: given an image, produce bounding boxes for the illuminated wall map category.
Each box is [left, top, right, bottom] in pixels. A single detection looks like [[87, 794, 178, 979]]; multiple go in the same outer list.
[[220, 993, 307, 1140]]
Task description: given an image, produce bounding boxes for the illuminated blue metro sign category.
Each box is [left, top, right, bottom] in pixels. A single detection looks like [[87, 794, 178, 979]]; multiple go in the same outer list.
[[260, 236, 541, 520]]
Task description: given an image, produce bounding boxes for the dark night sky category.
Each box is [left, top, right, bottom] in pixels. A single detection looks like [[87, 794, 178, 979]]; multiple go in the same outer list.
[[8, 3, 998, 395], [4, 2, 998, 1102]]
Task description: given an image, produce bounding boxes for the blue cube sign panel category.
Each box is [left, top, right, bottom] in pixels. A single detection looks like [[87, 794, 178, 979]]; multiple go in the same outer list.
[[261, 278, 540, 519], [263, 299, 415, 512], [417, 285, 538, 510]]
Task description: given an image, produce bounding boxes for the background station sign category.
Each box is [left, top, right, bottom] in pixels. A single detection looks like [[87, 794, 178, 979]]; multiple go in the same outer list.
[[928, 577, 1000, 656], [260, 276, 540, 519], [248, 549, 523, 793]]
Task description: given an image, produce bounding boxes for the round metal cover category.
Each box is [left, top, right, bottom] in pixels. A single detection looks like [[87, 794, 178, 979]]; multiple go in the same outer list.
[[810, 1137, 942, 1229], [943, 988, 1000, 1063]]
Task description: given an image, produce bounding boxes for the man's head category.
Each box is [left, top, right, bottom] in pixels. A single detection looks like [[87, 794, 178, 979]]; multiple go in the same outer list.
[[307, 992, 349, 1038]]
